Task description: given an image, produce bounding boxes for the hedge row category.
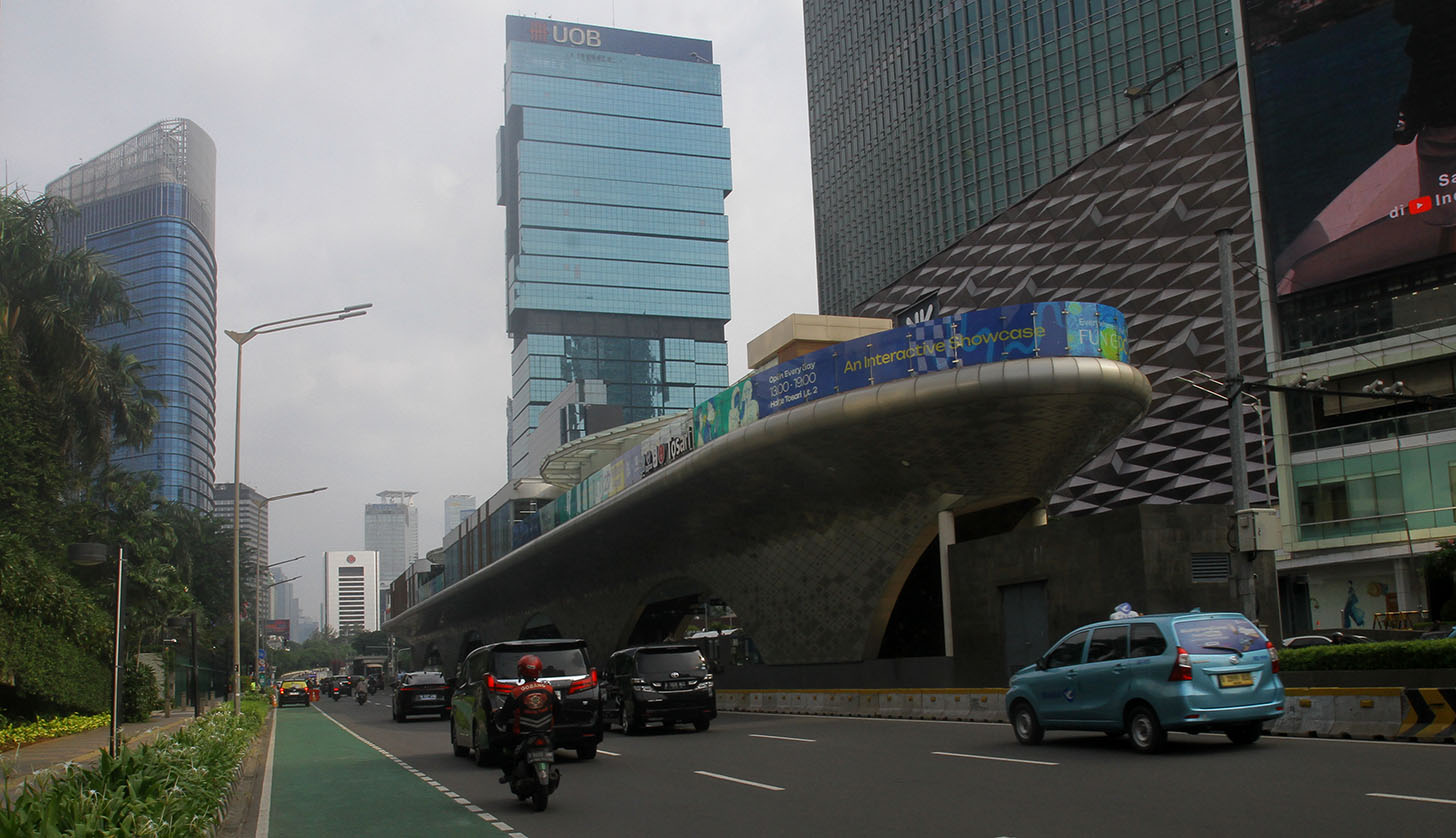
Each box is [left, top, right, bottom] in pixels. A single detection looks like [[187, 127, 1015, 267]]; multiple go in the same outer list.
[[0, 696, 268, 837], [1278, 638, 1456, 671], [0, 713, 109, 751]]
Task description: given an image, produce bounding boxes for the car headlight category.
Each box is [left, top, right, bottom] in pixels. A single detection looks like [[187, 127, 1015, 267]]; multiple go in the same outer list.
[[695, 680, 713, 690]]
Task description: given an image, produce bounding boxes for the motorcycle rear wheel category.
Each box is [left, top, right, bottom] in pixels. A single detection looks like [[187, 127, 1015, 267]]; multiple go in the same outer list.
[[532, 789, 549, 811]]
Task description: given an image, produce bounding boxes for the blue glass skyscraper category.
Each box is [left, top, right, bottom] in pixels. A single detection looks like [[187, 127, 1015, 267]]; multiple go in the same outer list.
[[46, 119, 218, 511], [500, 16, 732, 478]]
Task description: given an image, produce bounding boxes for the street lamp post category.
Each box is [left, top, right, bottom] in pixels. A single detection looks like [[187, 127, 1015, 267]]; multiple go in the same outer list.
[[256, 553, 306, 680], [68, 542, 124, 755], [227, 303, 370, 713]]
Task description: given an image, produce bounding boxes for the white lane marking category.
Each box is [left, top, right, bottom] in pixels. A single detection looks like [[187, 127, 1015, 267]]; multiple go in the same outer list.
[[694, 770, 785, 791], [750, 734, 816, 742], [313, 706, 525, 835], [1367, 792, 1456, 806], [597, 748, 622, 756], [254, 710, 279, 838], [933, 751, 1058, 766]]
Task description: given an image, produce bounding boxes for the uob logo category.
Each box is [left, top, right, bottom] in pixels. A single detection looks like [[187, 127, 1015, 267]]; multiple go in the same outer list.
[[551, 24, 602, 47]]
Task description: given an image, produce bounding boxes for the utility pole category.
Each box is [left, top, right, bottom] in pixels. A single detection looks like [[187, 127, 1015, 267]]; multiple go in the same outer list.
[[1219, 229, 1257, 620]]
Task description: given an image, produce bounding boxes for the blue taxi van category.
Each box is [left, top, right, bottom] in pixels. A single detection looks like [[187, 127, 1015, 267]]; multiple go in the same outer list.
[[1006, 611, 1283, 753]]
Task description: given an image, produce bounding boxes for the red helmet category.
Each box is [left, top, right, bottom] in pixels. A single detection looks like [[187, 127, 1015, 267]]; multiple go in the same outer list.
[[517, 654, 543, 681]]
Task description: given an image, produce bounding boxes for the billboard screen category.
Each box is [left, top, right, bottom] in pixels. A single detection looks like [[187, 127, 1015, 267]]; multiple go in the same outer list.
[[1247, 1, 1456, 296], [264, 619, 290, 647]]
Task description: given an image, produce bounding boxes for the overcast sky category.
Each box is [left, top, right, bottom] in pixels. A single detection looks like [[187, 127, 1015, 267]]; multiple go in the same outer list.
[[0, 1, 820, 620]]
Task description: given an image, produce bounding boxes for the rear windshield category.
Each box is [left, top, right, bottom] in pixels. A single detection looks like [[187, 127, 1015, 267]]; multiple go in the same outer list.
[[282, 681, 307, 689], [492, 648, 588, 678], [405, 673, 446, 686], [636, 650, 707, 676], [1173, 617, 1267, 654]]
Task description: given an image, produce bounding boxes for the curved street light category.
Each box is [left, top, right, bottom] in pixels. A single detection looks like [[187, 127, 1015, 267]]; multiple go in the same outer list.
[[226, 304, 369, 713]]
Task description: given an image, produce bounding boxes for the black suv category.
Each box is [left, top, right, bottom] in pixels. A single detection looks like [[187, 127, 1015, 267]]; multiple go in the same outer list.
[[450, 639, 603, 762], [602, 644, 716, 734]]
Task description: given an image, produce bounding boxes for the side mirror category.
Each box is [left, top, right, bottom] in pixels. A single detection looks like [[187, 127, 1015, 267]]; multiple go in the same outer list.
[[1034, 657, 1048, 671]]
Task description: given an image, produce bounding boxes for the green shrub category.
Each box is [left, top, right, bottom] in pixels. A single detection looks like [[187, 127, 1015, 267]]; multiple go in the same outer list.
[[1279, 639, 1456, 671], [122, 659, 158, 723], [0, 705, 262, 836]]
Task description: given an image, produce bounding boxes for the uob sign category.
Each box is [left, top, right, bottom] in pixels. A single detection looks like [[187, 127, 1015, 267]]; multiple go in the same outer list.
[[530, 20, 602, 47]]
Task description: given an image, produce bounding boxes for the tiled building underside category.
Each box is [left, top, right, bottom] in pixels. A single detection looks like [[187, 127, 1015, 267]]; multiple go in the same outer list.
[[856, 67, 1273, 516]]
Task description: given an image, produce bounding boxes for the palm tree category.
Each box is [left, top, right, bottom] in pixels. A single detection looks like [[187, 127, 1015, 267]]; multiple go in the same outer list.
[[0, 191, 160, 470]]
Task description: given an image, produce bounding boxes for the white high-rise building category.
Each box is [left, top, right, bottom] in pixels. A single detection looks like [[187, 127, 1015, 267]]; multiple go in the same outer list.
[[323, 550, 379, 635], [444, 494, 476, 536], [365, 491, 418, 589]]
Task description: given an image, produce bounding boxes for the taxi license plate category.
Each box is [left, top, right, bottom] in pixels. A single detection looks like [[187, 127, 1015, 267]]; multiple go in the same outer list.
[[1218, 672, 1254, 688]]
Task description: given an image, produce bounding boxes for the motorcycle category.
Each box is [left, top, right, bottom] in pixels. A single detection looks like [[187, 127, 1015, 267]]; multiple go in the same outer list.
[[502, 731, 559, 811], [355, 690, 368, 706]]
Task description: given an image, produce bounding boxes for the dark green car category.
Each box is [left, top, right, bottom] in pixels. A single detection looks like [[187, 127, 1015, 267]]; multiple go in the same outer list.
[[449, 639, 603, 763]]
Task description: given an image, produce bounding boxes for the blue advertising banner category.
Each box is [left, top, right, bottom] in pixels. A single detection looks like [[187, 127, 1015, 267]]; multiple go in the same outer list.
[[511, 301, 1128, 554]]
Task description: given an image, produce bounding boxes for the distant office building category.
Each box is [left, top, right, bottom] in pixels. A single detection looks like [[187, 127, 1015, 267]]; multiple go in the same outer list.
[[365, 490, 418, 587], [499, 15, 733, 478], [802, 2, 1235, 314], [323, 550, 380, 635], [212, 482, 267, 564], [46, 119, 218, 510], [443, 494, 476, 535]]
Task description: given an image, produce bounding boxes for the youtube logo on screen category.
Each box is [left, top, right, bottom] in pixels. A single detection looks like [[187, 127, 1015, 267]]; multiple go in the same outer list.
[[1410, 196, 1433, 214]]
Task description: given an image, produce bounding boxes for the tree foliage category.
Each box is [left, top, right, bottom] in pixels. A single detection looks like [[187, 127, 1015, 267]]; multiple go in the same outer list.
[[0, 190, 228, 720]]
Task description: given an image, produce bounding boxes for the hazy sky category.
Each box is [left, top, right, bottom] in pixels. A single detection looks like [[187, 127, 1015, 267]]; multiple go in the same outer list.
[[0, 1, 820, 618]]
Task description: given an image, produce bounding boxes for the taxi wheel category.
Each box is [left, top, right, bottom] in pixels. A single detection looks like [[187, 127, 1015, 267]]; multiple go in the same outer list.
[[1226, 722, 1262, 745], [1011, 701, 1043, 746], [1127, 705, 1166, 754]]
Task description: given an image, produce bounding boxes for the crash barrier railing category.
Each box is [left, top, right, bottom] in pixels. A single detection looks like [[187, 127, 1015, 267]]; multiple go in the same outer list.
[[717, 687, 1456, 742]]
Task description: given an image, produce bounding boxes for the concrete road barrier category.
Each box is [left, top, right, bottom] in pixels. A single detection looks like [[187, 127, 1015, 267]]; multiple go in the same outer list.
[[721, 686, 1452, 744]]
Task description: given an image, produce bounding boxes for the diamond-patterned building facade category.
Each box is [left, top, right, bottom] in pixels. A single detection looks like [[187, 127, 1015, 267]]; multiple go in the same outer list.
[[855, 67, 1271, 517]]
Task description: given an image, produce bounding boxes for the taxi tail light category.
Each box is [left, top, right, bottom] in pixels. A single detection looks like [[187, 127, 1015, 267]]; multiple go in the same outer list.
[[566, 669, 598, 695], [1169, 646, 1193, 681], [1266, 640, 1280, 673]]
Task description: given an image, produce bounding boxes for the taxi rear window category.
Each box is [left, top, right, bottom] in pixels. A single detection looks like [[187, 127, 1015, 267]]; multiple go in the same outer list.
[[1173, 617, 1266, 654]]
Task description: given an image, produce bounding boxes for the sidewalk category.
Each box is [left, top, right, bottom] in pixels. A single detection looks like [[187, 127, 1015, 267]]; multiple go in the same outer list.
[[1, 700, 219, 801]]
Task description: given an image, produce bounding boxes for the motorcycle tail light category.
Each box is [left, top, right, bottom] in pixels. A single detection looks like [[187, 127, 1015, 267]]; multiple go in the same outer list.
[[1169, 646, 1193, 681], [567, 669, 597, 694], [1266, 640, 1280, 673]]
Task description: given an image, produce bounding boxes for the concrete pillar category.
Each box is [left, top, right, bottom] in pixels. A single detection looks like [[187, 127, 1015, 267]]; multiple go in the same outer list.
[[1394, 555, 1419, 613]]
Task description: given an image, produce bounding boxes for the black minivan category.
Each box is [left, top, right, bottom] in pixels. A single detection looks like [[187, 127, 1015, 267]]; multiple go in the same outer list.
[[602, 644, 716, 734], [450, 639, 604, 762]]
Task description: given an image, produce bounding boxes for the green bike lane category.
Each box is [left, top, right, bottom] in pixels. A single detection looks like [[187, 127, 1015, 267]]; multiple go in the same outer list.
[[263, 705, 527, 837]]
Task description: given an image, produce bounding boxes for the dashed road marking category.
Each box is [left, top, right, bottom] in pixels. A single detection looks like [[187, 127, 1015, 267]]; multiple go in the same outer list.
[[1368, 792, 1456, 806], [932, 751, 1058, 766], [694, 770, 785, 791], [750, 733, 816, 742]]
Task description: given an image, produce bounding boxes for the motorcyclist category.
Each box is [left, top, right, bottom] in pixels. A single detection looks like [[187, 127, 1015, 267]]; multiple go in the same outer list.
[[493, 654, 559, 781], [354, 677, 369, 703]]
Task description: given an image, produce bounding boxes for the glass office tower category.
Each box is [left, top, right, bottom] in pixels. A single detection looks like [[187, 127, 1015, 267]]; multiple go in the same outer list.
[[803, 1, 1236, 314], [499, 16, 732, 478], [46, 119, 218, 510]]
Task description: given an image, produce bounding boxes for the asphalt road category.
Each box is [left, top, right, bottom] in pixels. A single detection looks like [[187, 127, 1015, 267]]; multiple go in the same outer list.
[[275, 695, 1456, 837]]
